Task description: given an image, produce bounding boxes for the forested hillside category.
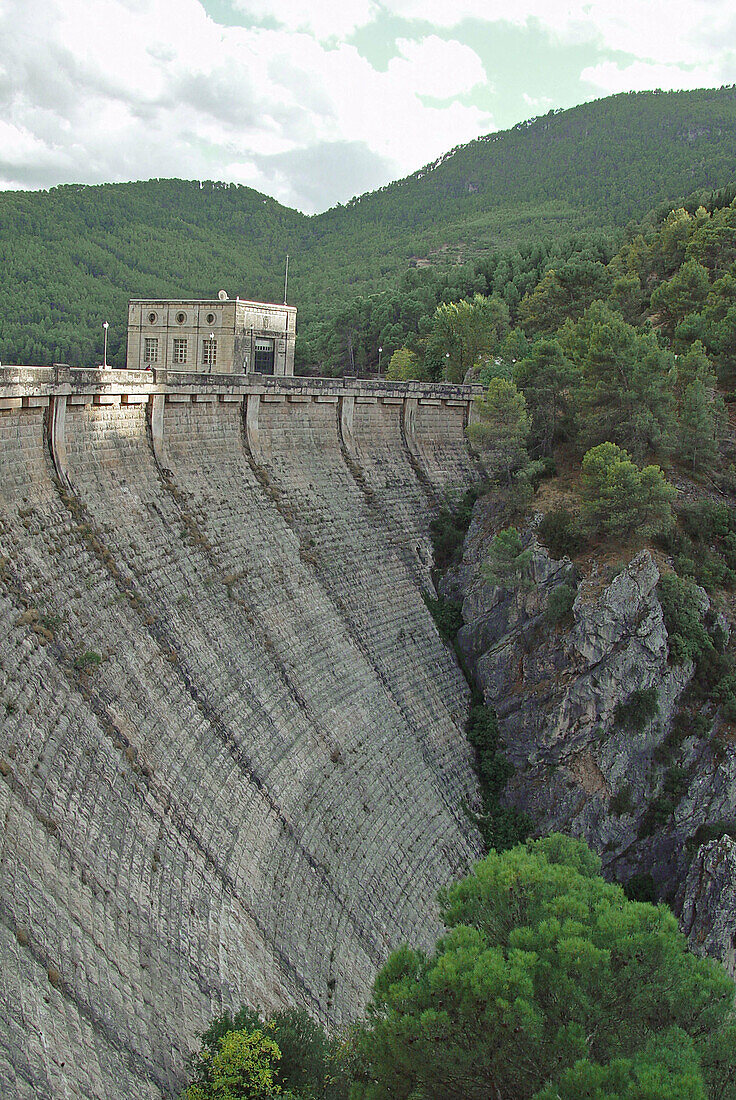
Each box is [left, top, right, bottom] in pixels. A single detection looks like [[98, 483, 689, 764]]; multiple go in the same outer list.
[[2, 86, 736, 369], [0, 180, 306, 368]]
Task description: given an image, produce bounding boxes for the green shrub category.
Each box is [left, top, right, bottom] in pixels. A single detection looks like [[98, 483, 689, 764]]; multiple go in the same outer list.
[[653, 711, 710, 765], [610, 784, 635, 816], [73, 650, 102, 673], [522, 456, 557, 489], [580, 442, 676, 541], [429, 487, 483, 570], [689, 820, 736, 849], [483, 526, 533, 589], [429, 508, 466, 570], [544, 582, 577, 625], [537, 508, 585, 558], [657, 500, 736, 592], [466, 704, 499, 750], [466, 702, 530, 852], [183, 1006, 343, 1100], [638, 765, 691, 837], [715, 672, 736, 720], [613, 687, 659, 733], [657, 572, 712, 665], [679, 500, 734, 543], [424, 596, 463, 643], [722, 530, 736, 570]]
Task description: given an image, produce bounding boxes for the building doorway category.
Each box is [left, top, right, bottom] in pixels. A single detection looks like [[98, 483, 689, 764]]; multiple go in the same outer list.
[[254, 338, 275, 374]]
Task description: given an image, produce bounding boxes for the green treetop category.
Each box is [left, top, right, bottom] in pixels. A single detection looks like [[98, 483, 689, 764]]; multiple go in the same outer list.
[[385, 347, 424, 381], [514, 338, 579, 456], [349, 835, 736, 1100], [467, 377, 530, 485], [181, 1026, 283, 1100], [580, 442, 676, 540], [425, 294, 509, 382], [650, 259, 711, 339], [558, 302, 677, 460]]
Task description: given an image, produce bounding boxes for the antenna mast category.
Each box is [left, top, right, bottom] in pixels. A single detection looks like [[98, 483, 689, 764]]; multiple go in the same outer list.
[[284, 254, 289, 305]]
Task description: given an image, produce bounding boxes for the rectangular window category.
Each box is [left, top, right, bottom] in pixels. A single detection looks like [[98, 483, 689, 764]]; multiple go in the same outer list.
[[143, 337, 158, 364], [254, 337, 275, 375], [202, 339, 217, 369], [173, 338, 187, 364]]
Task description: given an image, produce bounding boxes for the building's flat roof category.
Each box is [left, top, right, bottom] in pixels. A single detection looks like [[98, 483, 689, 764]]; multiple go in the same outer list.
[[129, 298, 296, 308]]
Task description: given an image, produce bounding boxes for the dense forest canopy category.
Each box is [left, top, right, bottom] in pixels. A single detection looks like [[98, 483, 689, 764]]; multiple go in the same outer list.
[[3, 87, 736, 371]]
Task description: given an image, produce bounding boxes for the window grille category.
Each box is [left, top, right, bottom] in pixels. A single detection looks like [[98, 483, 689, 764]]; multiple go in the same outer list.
[[202, 339, 217, 368], [143, 337, 158, 364], [173, 338, 187, 364]]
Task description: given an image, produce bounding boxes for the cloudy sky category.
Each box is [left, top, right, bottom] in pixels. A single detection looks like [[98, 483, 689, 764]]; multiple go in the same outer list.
[[2, 0, 735, 213]]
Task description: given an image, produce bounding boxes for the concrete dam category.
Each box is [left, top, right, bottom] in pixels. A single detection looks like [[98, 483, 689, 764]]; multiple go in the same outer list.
[[0, 366, 484, 1099]]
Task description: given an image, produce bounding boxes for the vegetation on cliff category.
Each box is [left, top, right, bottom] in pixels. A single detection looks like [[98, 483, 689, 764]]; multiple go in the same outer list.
[[460, 188, 736, 711], [182, 837, 736, 1100]]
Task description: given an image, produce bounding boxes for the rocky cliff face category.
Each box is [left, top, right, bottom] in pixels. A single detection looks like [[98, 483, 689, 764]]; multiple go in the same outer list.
[[444, 496, 736, 967]]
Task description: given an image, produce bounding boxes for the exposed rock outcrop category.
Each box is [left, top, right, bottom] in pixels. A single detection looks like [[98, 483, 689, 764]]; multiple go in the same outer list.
[[446, 496, 736, 968], [682, 836, 736, 979]]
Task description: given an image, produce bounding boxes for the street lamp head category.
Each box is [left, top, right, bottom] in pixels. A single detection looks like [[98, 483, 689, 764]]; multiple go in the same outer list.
[[103, 321, 109, 330]]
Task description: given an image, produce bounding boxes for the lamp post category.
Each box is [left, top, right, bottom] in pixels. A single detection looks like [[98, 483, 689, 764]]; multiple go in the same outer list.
[[378, 345, 383, 375], [102, 321, 109, 368]]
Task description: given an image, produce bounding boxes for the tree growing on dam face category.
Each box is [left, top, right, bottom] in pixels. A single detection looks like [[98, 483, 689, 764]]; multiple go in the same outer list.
[[349, 835, 736, 1100]]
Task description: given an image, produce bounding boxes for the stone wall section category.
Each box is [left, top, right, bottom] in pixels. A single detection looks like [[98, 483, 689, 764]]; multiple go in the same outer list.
[[347, 398, 436, 583], [0, 377, 483, 1099], [0, 406, 295, 1099], [62, 402, 380, 998], [161, 399, 479, 982], [252, 398, 476, 804], [413, 400, 483, 495]]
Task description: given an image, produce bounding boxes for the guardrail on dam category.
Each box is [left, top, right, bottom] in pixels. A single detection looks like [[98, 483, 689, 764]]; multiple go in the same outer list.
[[0, 367, 484, 1099]]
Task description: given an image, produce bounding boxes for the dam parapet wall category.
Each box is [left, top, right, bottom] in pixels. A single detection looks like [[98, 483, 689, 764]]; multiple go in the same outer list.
[[0, 365, 482, 403]]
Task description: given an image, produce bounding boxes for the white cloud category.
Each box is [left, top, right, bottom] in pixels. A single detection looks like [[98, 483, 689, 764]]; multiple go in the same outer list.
[[0, 0, 492, 210], [388, 0, 736, 71], [391, 36, 488, 99], [580, 58, 724, 96], [232, 0, 379, 40], [3, 0, 736, 212], [522, 92, 553, 112]]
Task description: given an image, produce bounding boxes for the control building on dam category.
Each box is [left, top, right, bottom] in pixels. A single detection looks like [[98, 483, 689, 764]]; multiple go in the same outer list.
[[0, 297, 486, 1099]]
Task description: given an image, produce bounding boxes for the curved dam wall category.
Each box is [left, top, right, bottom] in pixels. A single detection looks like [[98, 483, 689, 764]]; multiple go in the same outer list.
[[0, 368, 484, 1100]]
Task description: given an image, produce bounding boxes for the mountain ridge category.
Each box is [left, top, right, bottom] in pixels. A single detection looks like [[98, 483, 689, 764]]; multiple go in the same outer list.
[[3, 86, 736, 368]]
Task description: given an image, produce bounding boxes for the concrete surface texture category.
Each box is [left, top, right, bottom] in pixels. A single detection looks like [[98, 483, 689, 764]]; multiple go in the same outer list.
[[0, 370, 483, 1099]]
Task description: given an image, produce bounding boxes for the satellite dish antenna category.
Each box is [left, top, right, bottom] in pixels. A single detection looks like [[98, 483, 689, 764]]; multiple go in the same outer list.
[[218, 290, 228, 301]]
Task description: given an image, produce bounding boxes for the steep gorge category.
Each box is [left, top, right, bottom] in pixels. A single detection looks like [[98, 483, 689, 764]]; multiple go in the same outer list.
[[0, 372, 483, 1099]]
